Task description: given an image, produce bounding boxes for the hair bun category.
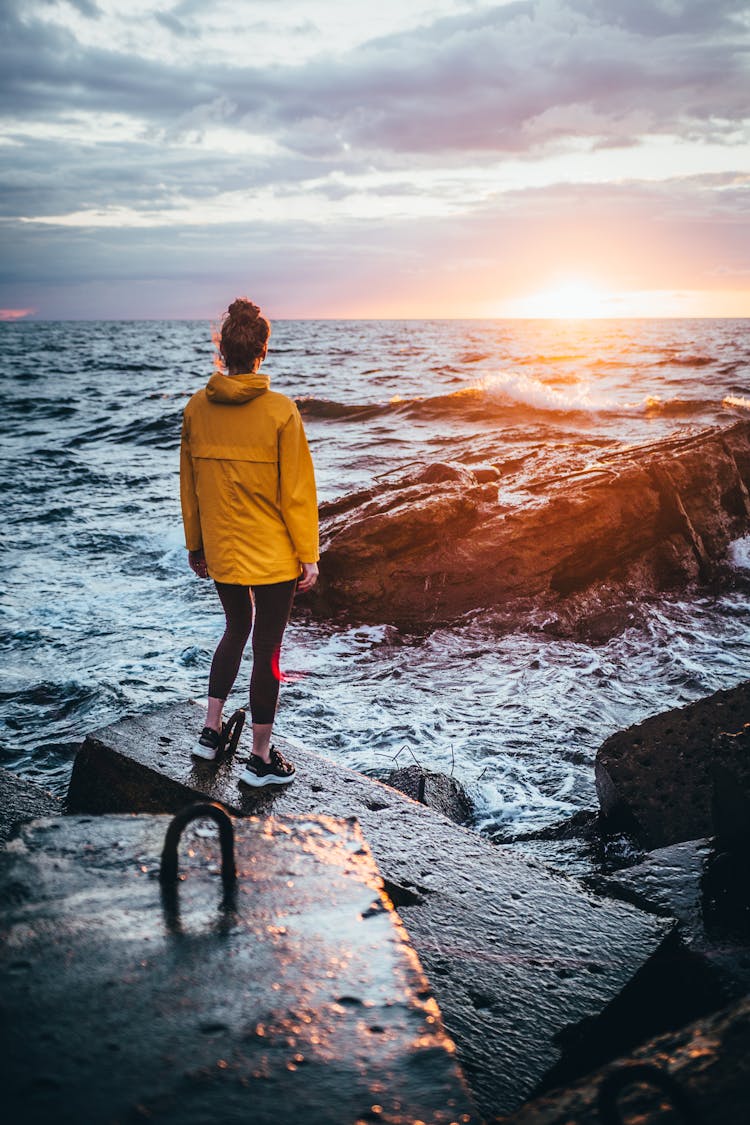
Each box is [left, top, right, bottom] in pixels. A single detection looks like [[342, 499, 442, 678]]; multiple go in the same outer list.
[[227, 298, 260, 321]]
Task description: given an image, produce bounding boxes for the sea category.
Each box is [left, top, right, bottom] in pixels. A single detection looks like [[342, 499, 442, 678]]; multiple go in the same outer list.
[[3, 318, 750, 867]]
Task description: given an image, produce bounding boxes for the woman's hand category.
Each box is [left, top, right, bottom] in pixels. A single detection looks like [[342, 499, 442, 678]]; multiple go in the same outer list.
[[188, 549, 209, 579], [297, 561, 319, 592]]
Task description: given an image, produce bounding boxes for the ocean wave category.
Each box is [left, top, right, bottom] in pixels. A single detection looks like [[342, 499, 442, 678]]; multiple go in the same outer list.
[[654, 354, 714, 368], [69, 410, 183, 447], [637, 395, 719, 417], [723, 394, 750, 410], [459, 352, 490, 364], [295, 397, 385, 420], [81, 358, 165, 374], [0, 397, 78, 421], [297, 373, 725, 427]]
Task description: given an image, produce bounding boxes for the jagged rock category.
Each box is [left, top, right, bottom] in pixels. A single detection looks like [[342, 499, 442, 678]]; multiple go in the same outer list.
[[312, 420, 750, 628], [595, 680, 750, 849], [0, 766, 60, 845], [593, 838, 750, 1007], [497, 995, 750, 1125], [67, 701, 672, 1119], [0, 812, 475, 1124], [384, 763, 473, 825]]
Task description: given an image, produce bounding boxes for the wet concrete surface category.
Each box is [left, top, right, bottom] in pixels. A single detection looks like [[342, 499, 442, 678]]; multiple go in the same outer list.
[[497, 994, 750, 1125], [67, 701, 673, 1117], [0, 765, 60, 844], [0, 811, 474, 1125]]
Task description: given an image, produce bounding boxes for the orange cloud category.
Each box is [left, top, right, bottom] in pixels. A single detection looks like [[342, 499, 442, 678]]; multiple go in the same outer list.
[[0, 308, 35, 321]]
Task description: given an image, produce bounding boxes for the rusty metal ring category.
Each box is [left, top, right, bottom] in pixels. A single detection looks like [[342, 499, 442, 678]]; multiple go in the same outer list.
[[159, 802, 237, 886]]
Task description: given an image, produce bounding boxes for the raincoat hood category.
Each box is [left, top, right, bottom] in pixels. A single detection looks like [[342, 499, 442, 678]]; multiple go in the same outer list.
[[205, 371, 270, 404]]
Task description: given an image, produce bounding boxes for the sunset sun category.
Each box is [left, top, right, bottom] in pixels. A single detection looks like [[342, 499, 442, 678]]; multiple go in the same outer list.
[[503, 278, 614, 319]]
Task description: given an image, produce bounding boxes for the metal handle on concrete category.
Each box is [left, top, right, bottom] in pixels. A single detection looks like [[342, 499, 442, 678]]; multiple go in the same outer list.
[[597, 1062, 702, 1125], [221, 708, 246, 756], [159, 802, 237, 886]]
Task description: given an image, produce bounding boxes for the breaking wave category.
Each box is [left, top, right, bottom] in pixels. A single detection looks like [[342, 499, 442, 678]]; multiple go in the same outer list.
[[297, 371, 729, 427]]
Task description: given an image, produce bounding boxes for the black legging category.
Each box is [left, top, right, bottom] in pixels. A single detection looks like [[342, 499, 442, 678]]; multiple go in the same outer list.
[[208, 579, 297, 723]]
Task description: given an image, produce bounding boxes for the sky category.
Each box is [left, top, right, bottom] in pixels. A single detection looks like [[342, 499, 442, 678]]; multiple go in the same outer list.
[[1, 0, 749, 319]]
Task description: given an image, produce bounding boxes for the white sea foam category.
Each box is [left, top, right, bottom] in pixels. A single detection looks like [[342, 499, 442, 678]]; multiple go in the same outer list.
[[479, 370, 612, 413], [728, 535, 750, 570], [477, 371, 707, 418], [723, 394, 750, 410]]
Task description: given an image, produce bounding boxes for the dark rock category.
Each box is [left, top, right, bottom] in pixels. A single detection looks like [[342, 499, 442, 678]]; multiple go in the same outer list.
[[472, 464, 501, 483], [0, 767, 60, 845], [595, 680, 750, 849], [413, 460, 478, 486], [67, 701, 671, 1119], [594, 838, 750, 1006], [384, 764, 473, 825], [497, 995, 750, 1125], [486, 811, 648, 883], [504, 809, 602, 844], [0, 811, 475, 1124], [313, 420, 750, 629], [712, 723, 750, 852]]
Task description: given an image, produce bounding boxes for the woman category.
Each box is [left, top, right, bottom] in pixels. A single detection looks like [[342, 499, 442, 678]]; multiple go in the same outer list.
[[180, 298, 319, 787]]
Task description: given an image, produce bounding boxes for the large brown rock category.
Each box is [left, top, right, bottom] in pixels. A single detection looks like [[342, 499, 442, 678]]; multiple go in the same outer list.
[[313, 421, 750, 629], [67, 701, 672, 1119], [595, 680, 750, 849], [498, 995, 750, 1125]]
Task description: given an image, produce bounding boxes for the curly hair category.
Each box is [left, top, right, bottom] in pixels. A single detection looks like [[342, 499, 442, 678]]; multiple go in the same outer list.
[[218, 298, 271, 372]]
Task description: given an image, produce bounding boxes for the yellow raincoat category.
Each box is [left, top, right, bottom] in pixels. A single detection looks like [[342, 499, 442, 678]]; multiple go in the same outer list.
[[180, 372, 319, 585]]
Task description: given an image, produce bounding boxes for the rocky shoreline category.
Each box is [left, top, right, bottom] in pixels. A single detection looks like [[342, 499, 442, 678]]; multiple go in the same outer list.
[[3, 419, 750, 1122], [2, 678, 749, 1122], [311, 420, 750, 638]]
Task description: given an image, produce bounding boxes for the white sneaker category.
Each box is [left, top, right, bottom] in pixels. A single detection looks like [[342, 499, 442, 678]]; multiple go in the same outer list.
[[191, 726, 221, 761]]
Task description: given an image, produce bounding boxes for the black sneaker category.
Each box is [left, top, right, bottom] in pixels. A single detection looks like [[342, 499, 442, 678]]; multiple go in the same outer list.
[[238, 746, 296, 787], [191, 710, 246, 763], [192, 726, 221, 761]]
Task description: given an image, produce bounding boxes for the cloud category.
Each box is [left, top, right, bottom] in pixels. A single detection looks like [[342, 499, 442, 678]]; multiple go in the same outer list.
[[0, 307, 36, 320], [3, 172, 748, 316], [2, 1, 748, 153], [0, 1, 748, 315], [569, 0, 749, 38]]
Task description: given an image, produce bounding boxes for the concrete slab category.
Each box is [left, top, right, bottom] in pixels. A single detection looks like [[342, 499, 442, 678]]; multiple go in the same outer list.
[[0, 811, 474, 1125], [0, 765, 60, 844], [498, 995, 750, 1125], [67, 701, 673, 1117]]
